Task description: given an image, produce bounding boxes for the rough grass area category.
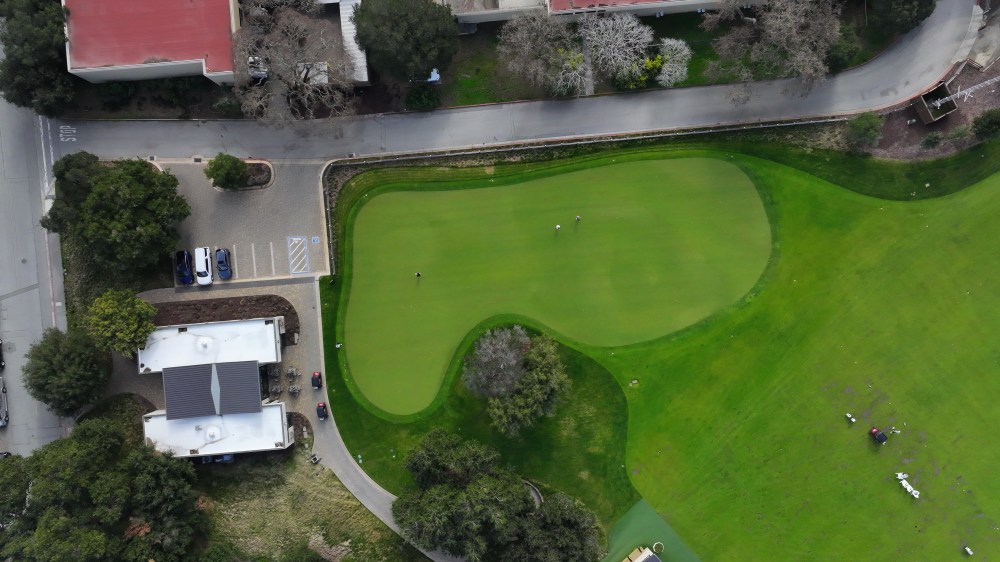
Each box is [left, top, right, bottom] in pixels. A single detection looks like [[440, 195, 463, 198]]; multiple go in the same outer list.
[[325, 137, 1000, 560], [439, 22, 545, 106], [342, 157, 770, 415], [197, 446, 426, 562], [60, 235, 173, 328]]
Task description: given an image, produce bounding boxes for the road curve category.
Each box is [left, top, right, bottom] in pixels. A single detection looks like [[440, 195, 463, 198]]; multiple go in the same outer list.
[[54, 0, 977, 162]]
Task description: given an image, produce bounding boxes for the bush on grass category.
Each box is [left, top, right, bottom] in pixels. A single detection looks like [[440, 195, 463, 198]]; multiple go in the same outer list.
[[973, 109, 1000, 140], [405, 84, 440, 111], [85, 289, 157, 358], [846, 112, 884, 149]]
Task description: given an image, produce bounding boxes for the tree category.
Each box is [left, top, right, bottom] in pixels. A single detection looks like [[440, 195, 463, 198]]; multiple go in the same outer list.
[[463, 325, 530, 398], [579, 13, 654, 85], [353, 0, 459, 80], [0, 0, 77, 116], [873, 0, 936, 34], [404, 429, 499, 489], [85, 289, 156, 358], [233, 7, 354, 123], [656, 38, 693, 87], [393, 471, 533, 562], [502, 493, 606, 562], [497, 13, 589, 96], [486, 335, 570, 436], [41, 156, 191, 271], [705, 0, 841, 101], [39, 151, 103, 233], [846, 112, 884, 149], [973, 108, 1000, 140], [0, 419, 201, 562], [203, 153, 249, 190], [825, 26, 861, 74], [22, 328, 108, 417]]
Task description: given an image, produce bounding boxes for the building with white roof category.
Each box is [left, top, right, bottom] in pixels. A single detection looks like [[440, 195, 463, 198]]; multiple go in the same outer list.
[[138, 317, 283, 374], [139, 318, 293, 458]]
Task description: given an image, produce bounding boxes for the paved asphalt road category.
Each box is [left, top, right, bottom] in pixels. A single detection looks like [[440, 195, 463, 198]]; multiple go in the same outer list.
[[0, 100, 69, 455], [52, 0, 976, 162]]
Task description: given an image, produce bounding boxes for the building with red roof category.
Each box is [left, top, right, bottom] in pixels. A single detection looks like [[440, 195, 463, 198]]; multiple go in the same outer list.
[[62, 0, 239, 84]]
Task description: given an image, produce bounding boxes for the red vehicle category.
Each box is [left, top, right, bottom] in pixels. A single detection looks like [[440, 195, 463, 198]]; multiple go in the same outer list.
[[316, 402, 329, 420]]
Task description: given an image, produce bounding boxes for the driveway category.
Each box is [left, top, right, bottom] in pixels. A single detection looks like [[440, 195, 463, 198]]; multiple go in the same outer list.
[[165, 161, 329, 284]]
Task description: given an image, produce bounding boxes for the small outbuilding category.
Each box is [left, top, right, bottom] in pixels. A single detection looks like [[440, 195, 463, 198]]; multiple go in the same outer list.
[[870, 427, 888, 445]]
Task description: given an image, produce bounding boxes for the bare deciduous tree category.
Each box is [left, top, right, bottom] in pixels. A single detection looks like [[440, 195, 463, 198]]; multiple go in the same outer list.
[[656, 38, 692, 87], [497, 13, 589, 96], [704, 0, 841, 102], [463, 325, 531, 398], [233, 7, 354, 124], [579, 13, 653, 84]]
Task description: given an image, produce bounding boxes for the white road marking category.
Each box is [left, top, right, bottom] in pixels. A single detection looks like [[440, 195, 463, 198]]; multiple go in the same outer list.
[[269, 241, 275, 276], [287, 236, 310, 274], [232, 243, 239, 279], [251, 242, 257, 278]]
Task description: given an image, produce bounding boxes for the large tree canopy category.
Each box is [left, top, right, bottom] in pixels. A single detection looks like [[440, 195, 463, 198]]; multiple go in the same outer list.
[[352, 0, 459, 80], [233, 6, 354, 123], [0, 419, 201, 562], [85, 289, 157, 358], [874, 0, 936, 34], [0, 0, 77, 116], [393, 431, 605, 561], [705, 0, 841, 102], [22, 328, 109, 417], [497, 13, 588, 96], [41, 153, 191, 271]]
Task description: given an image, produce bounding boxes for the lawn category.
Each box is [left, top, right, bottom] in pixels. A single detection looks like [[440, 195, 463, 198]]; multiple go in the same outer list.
[[342, 157, 771, 415], [325, 139, 1000, 561]]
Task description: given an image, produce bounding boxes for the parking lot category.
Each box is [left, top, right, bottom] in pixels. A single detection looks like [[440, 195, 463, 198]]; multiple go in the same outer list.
[[167, 162, 329, 285]]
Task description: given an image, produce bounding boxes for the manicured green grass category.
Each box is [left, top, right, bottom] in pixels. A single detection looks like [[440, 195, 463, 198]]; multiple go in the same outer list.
[[326, 138, 1000, 560], [343, 158, 770, 415], [321, 297, 639, 527]]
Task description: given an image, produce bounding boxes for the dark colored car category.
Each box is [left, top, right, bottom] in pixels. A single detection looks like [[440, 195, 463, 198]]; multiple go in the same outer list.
[[0, 377, 9, 428], [316, 402, 328, 420], [0, 338, 5, 371], [311, 372, 323, 389], [870, 427, 887, 445], [175, 250, 194, 285], [215, 248, 232, 281]]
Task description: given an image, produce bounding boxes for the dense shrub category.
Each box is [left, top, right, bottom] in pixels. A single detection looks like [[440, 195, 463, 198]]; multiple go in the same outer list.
[[846, 112, 884, 149], [405, 84, 441, 111], [973, 109, 1000, 140], [826, 27, 861, 73]]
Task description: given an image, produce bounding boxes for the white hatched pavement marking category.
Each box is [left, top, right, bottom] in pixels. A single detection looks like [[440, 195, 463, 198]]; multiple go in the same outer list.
[[288, 236, 310, 274]]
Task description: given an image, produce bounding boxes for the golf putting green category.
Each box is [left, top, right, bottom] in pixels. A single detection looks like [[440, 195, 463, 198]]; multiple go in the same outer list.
[[343, 158, 771, 415]]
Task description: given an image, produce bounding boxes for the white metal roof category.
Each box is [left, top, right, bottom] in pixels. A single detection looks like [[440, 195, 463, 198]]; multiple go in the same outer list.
[[339, 0, 370, 85], [142, 402, 293, 457], [137, 318, 282, 374]]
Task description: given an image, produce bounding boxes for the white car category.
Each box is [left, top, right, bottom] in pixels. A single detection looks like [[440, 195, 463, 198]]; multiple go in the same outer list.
[[194, 246, 213, 286]]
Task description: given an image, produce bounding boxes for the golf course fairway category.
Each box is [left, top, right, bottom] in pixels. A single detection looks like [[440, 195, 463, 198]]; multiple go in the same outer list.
[[342, 158, 772, 416]]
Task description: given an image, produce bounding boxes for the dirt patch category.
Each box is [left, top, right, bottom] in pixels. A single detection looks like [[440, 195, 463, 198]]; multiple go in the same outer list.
[[246, 162, 271, 187], [875, 60, 1000, 160], [154, 294, 300, 346], [288, 411, 313, 443]]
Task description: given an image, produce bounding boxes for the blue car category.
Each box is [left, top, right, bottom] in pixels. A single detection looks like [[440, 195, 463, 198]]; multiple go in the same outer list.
[[175, 250, 194, 285], [215, 248, 232, 281]]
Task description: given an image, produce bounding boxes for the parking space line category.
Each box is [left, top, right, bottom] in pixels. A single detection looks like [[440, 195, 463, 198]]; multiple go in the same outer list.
[[269, 242, 275, 276], [251, 243, 257, 278], [232, 243, 239, 279], [287, 236, 310, 274]]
